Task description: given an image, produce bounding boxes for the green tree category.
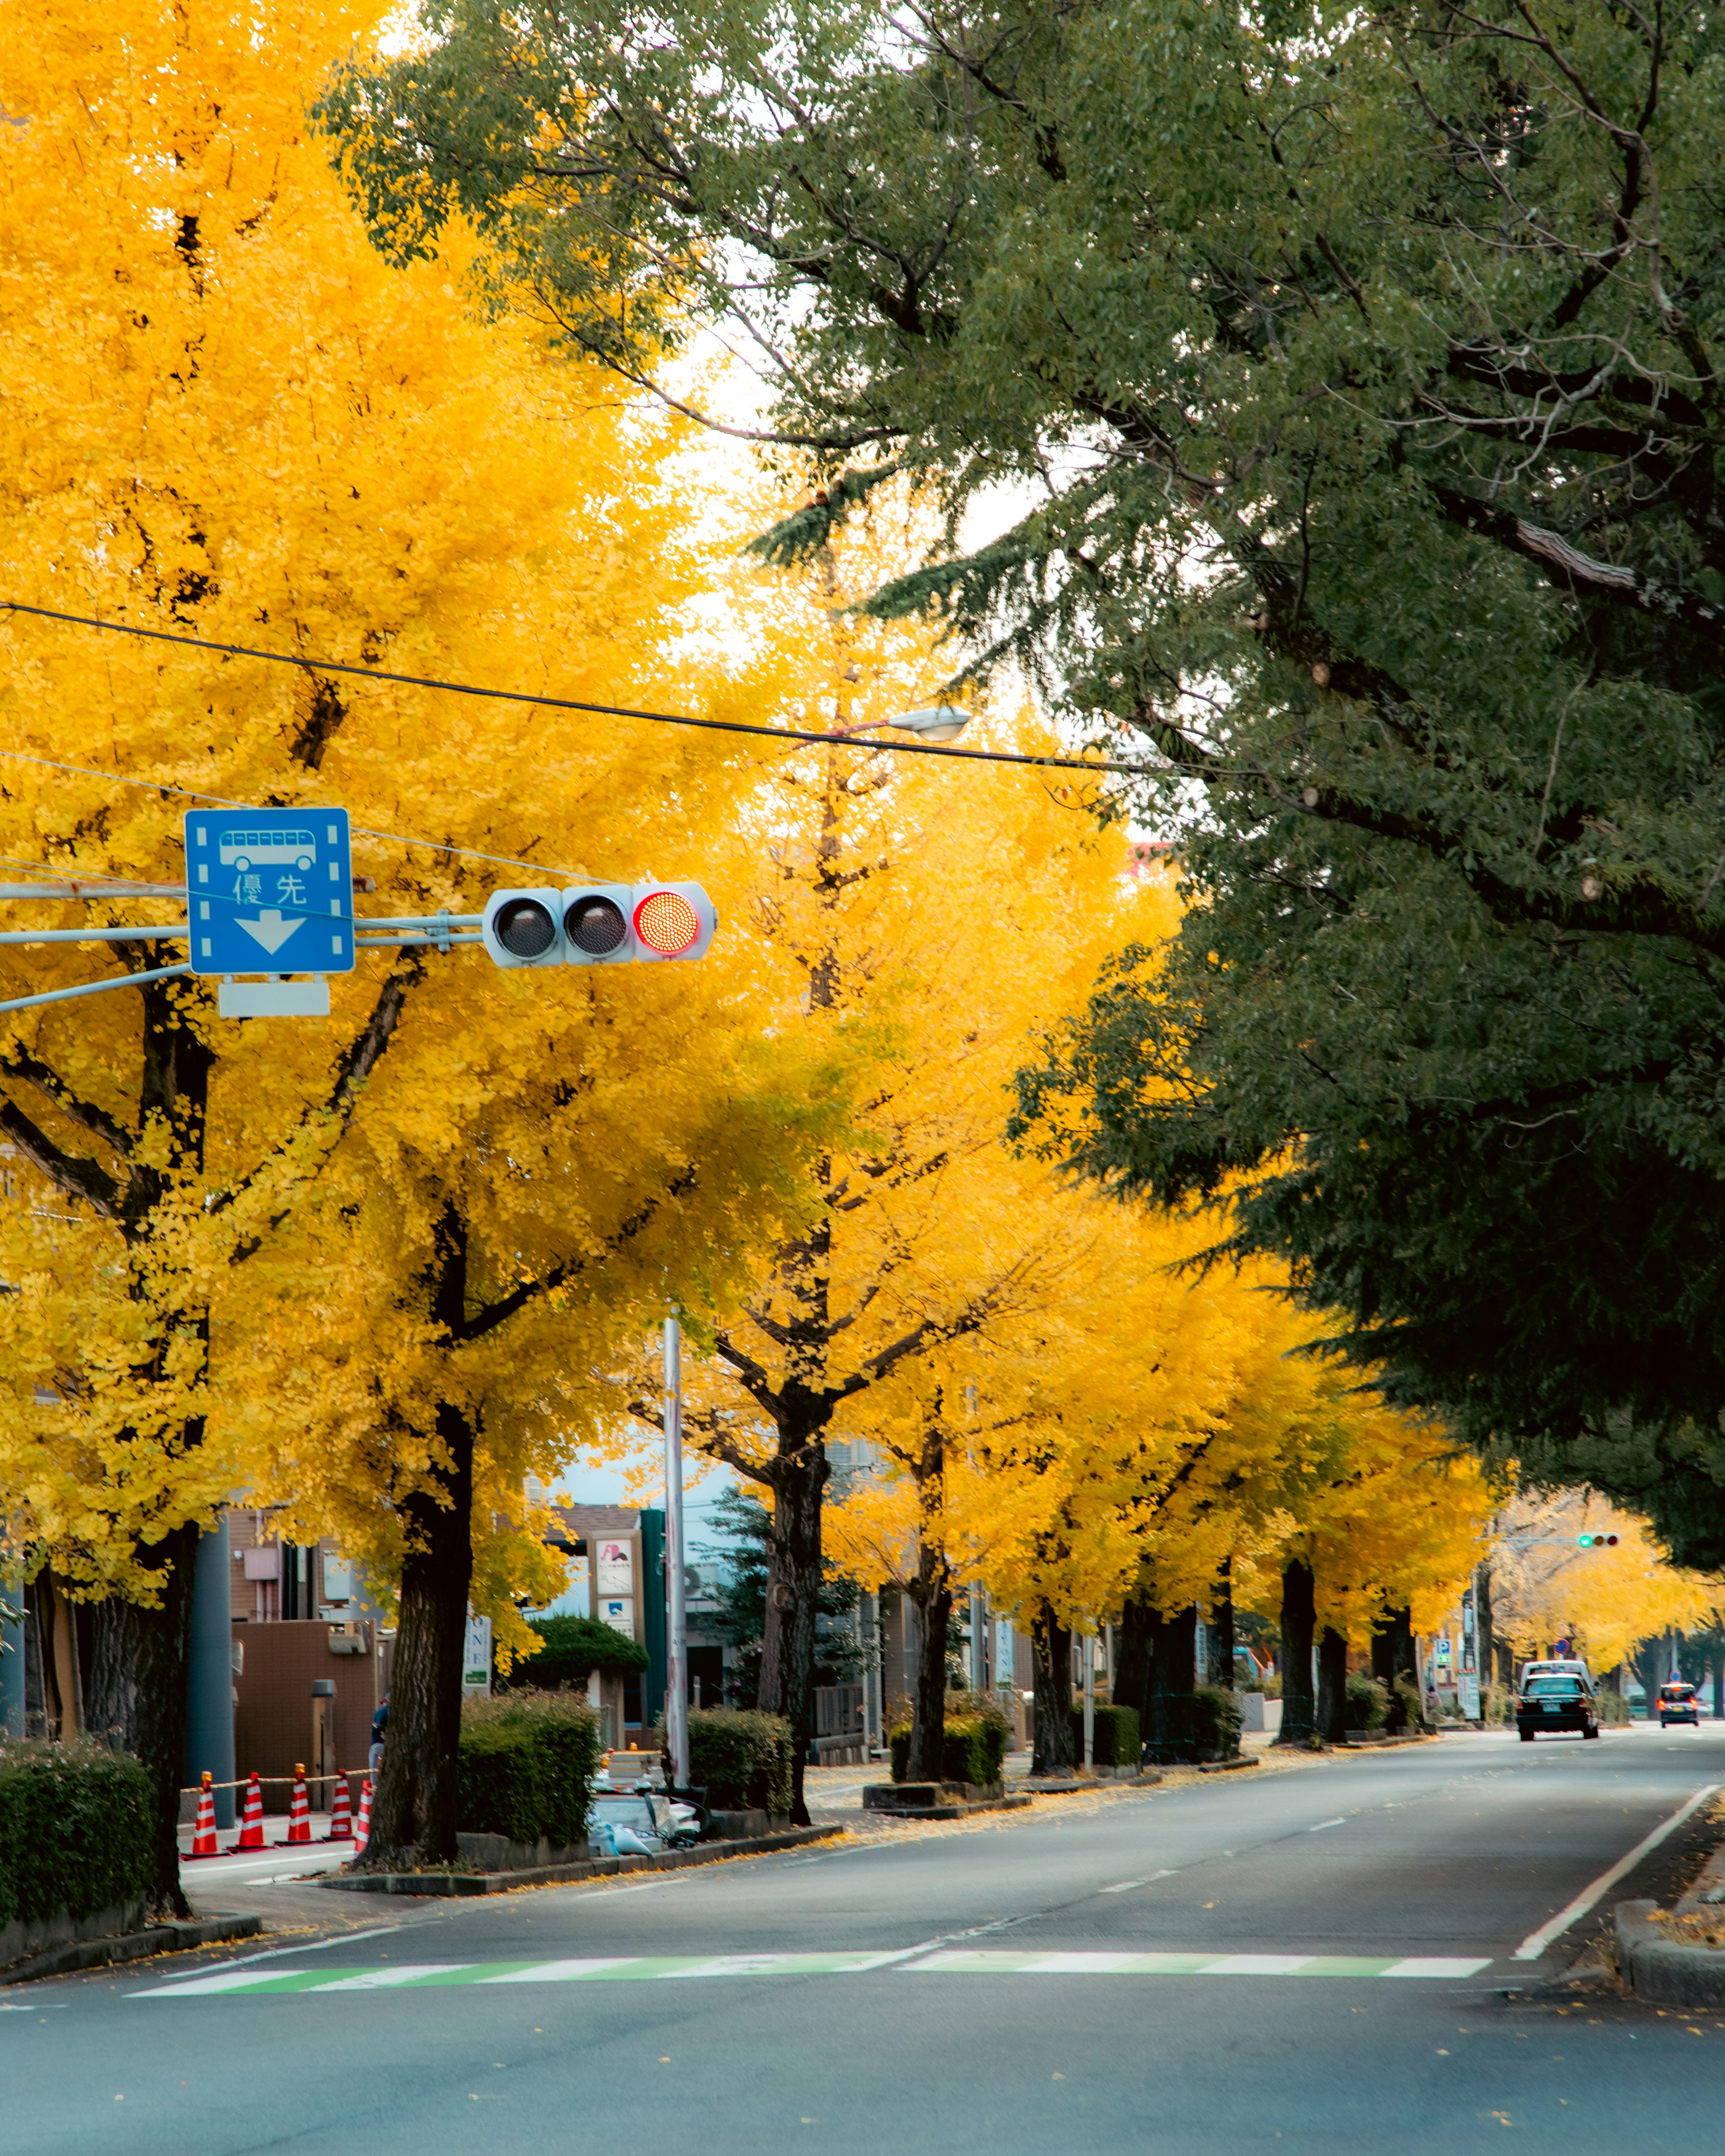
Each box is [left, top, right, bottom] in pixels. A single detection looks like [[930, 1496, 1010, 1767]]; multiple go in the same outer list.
[[328, 0, 1725, 1558]]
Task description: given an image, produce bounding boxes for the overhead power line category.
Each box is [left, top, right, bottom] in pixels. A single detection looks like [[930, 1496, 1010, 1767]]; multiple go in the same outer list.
[[1, 597, 1146, 780]]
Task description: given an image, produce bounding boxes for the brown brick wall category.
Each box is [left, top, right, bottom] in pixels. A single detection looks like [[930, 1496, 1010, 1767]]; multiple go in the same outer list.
[[231, 1620, 381, 1810]]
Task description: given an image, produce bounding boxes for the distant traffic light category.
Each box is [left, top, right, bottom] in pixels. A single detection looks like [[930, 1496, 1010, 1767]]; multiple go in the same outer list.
[[482, 884, 717, 969], [1577, 1533, 1620, 1548]]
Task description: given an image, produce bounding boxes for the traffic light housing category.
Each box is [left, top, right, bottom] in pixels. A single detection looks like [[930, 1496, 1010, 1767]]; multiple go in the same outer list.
[[1577, 1533, 1620, 1548], [562, 884, 637, 966], [481, 883, 717, 969], [482, 888, 564, 969]]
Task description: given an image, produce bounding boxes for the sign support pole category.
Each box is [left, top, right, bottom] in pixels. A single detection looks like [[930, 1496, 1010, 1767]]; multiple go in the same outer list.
[[663, 1318, 690, 1791]]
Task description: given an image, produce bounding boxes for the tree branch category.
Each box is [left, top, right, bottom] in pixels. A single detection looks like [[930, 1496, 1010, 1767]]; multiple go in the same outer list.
[[0, 1097, 122, 1217]]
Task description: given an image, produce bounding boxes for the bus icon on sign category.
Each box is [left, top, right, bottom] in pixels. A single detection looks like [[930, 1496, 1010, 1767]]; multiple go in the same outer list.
[[219, 828, 317, 872]]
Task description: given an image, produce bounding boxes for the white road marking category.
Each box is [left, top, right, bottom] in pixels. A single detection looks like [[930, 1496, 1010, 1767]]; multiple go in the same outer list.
[[1309, 1817, 1346, 1832], [1201, 1955, 1312, 1975], [1513, 1779, 1721, 1960], [479, 1959, 637, 1984], [1098, 1869, 1175, 1894], [305, 1963, 470, 1991], [1382, 1958, 1492, 1979]]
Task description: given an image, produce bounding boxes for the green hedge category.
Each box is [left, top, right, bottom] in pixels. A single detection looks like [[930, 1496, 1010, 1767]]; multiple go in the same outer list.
[[1343, 1673, 1389, 1731], [1146, 1686, 1244, 1759], [682, 1707, 794, 1815], [1071, 1703, 1141, 1767], [889, 1713, 1010, 1788], [458, 1692, 599, 1848], [505, 1614, 650, 1689], [0, 1740, 153, 1932]]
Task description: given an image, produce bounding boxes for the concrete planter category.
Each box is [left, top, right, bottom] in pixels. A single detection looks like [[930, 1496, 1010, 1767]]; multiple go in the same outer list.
[[861, 1780, 1028, 1820], [0, 1896, 146, 1975], [1615, 1900, 1725, 2007], [455, 1833, 588, 1872]]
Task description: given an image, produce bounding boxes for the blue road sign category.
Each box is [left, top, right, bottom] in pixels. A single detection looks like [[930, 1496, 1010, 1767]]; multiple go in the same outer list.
[[183, 808, 354, 977]]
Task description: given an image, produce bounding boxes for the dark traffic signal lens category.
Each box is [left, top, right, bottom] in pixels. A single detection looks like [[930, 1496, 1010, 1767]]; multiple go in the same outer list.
[[495, 898, 557, 958], [565, 894, 628, 955]]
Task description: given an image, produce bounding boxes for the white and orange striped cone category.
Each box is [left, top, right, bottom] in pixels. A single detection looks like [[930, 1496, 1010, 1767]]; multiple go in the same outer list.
[[186, 1772, 219, 1859], [353, 1777, 372, 1854], [235, 1771, 265, 1851], [324, 1776, 353, 1842], [286, 1764, 311, 1845]]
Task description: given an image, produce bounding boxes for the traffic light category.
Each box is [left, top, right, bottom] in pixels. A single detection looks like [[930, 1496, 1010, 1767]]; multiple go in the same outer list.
[[482, 884, 717, 969], [1577, 1533, 1619, 1548]]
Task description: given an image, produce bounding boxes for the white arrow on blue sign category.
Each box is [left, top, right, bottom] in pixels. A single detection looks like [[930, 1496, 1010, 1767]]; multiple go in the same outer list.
[[183, 808, 355, 976]]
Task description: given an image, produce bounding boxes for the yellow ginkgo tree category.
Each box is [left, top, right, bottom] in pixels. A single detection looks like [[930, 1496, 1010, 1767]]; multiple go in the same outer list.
[[0, 0, 829, 1894]]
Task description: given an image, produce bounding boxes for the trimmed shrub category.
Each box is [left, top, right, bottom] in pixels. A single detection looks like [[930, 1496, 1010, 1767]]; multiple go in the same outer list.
[[459, 1692, 599, 1848], [1071, 1703, 1141, 1767], [1343, 1673, 1389, 1731], [0, 1739, 153, 1932], [684, 1707, 794, 1815], [1192, 1684, 1243, 1756], [504, 1614, 650, 1690], [888, 1711, 1010, 1787]]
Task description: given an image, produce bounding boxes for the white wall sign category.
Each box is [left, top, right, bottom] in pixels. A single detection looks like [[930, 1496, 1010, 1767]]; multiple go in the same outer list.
[[601, 1597, 635, 1638], [462, 1613, 493, 1694], [596, 1540, 633, 1594]]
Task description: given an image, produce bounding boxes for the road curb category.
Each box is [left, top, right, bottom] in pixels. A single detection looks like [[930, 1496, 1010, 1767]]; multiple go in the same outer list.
[[1615, 1899, 1725, 2007], [0, 1913, 264, 1987], [317, 1823, 843, 1896]]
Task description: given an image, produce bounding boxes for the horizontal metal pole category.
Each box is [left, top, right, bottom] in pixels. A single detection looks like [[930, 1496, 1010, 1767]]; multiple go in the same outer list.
[[0, 923, 187, 945], [359, 915, 484, 930], [355, 935, 484, 948], [0, 962, 192, 1015], [0, 882, 188, 900], [0, 914, 487, 948]]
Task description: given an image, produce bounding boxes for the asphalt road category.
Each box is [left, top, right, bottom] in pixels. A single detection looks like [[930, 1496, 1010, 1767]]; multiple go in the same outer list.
[[7, 1723, 1725, 2154]]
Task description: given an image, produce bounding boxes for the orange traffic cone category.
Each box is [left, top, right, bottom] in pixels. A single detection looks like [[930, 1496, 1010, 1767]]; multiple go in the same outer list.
[[287, 1763, 311, 1844], [354, 1777, 372, 1854], [186, 1771, 219, 1859], [236, 1772, 265, 1851], [325, 1776, 353, 1842]]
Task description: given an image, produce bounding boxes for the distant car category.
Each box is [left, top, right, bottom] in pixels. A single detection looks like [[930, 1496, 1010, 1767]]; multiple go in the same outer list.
[[1658, 1681, 1701, 1729], [1516, 1669, 1600, 1741]]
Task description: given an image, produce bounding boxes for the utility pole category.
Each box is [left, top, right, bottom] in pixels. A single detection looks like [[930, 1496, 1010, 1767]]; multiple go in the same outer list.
[[1082, 1633, 1095, 1769], [663, 1319, 690, 1791]]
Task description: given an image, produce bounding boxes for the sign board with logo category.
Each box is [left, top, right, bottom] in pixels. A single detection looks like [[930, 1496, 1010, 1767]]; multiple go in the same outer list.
[[461, 1612, 492, 1696], [596, 1540, 633, 1594], [184, 807, 354, 1015], [600, 1597, 635, 1637]]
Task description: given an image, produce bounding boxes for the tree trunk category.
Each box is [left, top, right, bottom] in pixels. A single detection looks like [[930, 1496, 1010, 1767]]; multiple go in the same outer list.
[[1149, 1604, 1199, 1758], [361, 1401, 475, 1868], [1207, 1560, 1235, 1688], [1316, 1625, 1348, 1743], [903, 1413, 954, 1783], [1111, 1594, 1159, 1731], [1030, 1604, 1075, 1776], [85, 1517, 201, 1919], [904, 1572, 954, 1782], [1274, 1559, 1317, 1748], [1474, 1564, 1495, 1700], [755, 1436, 828, 1825], [1371, 1606, 1415, 1727]]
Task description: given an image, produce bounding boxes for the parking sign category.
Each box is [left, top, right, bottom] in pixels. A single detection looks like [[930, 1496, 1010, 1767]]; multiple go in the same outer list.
[[184, 808, 354, 976]]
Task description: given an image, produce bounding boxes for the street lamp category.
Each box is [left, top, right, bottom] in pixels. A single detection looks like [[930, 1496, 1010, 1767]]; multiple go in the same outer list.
[[829, 705, 972, 745]]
